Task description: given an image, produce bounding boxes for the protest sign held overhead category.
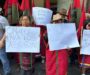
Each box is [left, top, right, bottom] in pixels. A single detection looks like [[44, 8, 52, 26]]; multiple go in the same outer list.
[[32, 7, 53, 26]]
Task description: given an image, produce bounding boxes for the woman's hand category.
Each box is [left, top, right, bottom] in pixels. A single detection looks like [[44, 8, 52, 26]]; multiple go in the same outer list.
[[0, 40, 4, 48], [0, 33, 6, 48]]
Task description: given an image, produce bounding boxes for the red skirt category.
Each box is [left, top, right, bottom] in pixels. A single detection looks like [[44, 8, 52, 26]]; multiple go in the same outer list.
[[79, 55, 90, 66], [78, 48, 90, 67], [19, 53, 34, 70], [46, 49, 68, 75]]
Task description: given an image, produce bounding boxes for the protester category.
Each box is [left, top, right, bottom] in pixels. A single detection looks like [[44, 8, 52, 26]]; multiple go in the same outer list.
[[19, 15, 35, 75], [46, 8, 69, 75], [79, 19, 90, 75], [0, 13, 11, 75]]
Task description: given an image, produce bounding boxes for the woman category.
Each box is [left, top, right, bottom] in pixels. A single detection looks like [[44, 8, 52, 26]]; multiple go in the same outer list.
[[19, 15, 35, 75], [46, 8, 69, 75]]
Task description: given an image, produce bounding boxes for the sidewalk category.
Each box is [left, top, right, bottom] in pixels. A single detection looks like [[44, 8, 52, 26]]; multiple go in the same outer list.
[[0, 60, 90, 75]]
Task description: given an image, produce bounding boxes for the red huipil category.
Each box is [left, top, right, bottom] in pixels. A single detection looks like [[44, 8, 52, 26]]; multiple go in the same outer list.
[[46, 49, 68, 75]]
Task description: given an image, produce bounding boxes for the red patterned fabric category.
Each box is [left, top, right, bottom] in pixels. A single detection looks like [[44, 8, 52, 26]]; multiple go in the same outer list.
[[20, 53, 34, 70], [79, 54, 90, 66]]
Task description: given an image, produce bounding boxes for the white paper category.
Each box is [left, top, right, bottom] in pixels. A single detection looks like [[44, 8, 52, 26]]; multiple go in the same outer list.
[[80, 30, 90, 55], [6, 26, 40, 53], [32, 7, 53, 26], [47, 23, 80, 51]]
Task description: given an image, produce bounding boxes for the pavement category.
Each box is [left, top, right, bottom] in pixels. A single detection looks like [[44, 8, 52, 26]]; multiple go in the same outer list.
[[0, 58, 90, 75]]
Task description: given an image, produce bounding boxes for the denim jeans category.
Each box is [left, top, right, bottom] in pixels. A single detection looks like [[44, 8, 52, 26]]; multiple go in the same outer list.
[[0, 47, 11, 75]]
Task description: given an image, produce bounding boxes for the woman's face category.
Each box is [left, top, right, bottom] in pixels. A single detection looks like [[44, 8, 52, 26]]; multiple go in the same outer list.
[[86, 23, 90, 30], [21, 16, 30, 27]]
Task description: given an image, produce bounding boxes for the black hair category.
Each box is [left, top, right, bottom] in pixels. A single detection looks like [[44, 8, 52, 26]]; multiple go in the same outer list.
[[83, 19, 90, 29]]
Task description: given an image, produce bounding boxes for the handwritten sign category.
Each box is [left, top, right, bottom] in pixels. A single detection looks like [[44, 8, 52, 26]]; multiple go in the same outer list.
[[47, 23, 80, 51], [6, 26, 40, 53], [32, 7, 53, 26], [80, 30, 90, 55]]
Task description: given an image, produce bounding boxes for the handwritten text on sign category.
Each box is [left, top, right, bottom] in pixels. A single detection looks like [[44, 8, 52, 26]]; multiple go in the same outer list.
[[32, 7, 53, 25], [6, 26, 40, 53], [80, 30, 90, 55], [47, 23, 80, 51]]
